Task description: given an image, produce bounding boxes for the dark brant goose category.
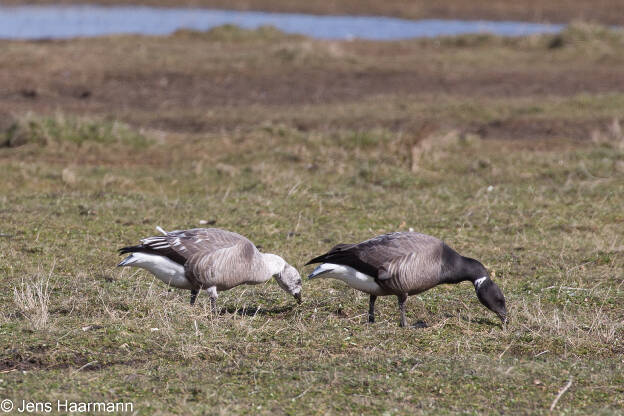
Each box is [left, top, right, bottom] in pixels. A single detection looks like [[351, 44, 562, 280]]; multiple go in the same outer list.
[[306, 232, 506, 327], [118, 227, 302, 311]]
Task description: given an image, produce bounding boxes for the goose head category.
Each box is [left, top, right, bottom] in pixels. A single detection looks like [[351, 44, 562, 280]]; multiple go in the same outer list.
[[474, 276, 507, 323], [453, 256, 507, 323], [262, 253, 303, 304]]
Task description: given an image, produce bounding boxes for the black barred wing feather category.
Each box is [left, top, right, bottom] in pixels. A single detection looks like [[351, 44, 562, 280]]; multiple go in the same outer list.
[[304, 243, 378, 275], [120, 228, 252, 267], [164, 228, 251, 258], [119, 236, 186, 265]]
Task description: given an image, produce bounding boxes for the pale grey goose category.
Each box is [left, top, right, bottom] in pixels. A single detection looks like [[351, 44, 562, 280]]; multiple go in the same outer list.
[[118, 227, 302, 311], [306, 232, 506, 327]]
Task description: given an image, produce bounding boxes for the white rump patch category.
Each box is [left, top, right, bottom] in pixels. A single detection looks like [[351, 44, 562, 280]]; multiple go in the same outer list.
[[120, 252, 191, 290], [311, 263, 385, 296]]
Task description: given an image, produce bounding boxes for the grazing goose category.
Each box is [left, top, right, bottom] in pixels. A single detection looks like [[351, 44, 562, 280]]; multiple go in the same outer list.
[[117, 227, 302, 311], [306, 232, 506, 327]]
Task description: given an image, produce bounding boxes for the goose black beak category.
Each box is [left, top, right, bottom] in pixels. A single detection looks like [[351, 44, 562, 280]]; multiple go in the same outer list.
[[294, 292, 302, 304]]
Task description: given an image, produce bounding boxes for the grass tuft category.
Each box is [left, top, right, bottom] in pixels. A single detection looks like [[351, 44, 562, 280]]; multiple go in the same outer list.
[[173, 24, 291, 42], [13, 268, 53, 331], [548, 21, 624, 49]]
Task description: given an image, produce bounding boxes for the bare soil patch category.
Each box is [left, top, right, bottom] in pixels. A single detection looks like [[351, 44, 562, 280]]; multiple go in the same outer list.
[[1, 31, 624, 141]]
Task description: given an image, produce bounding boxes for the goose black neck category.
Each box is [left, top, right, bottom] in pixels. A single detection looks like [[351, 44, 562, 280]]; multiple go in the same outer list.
[[440, 244, 488, 285]]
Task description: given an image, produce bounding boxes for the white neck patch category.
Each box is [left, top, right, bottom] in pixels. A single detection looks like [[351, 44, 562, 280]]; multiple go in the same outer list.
[[474, 276, 488, 290]]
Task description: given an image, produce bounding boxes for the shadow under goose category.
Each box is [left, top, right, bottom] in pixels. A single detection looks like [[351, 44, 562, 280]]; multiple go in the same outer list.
[[220, 304, 298, 317]]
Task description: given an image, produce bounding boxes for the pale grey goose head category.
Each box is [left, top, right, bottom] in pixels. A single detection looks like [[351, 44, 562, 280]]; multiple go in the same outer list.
[[306, 231, 506, 327], [118, 227, 302, 311]]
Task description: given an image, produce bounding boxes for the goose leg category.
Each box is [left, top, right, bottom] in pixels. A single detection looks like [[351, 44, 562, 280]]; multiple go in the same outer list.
[[368, 295, 377, 323], [207, 286, 218, 315], [190, 289, 199, 306], [397, 293, 408, 328]]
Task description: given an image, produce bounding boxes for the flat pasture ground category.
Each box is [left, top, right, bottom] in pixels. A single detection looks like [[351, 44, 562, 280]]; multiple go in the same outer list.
[[1, 24, 623, 415]]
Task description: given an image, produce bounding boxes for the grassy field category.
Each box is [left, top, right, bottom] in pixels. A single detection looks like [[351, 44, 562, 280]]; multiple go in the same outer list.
[[1, 24, 623, 415]]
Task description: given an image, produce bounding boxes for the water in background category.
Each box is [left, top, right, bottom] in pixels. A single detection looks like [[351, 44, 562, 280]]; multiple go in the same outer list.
[[0, 5, 565, 40]]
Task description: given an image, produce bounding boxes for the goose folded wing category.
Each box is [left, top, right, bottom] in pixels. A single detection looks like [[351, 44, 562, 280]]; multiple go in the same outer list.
[[355, 232, 443, 284], [164, 228, 250, 258], [344, 233, 420, 278], [130, 235, 187, 264], [376, 247, 443, 294], [305, 235, 412, 279], [185, 241, 258, 288]]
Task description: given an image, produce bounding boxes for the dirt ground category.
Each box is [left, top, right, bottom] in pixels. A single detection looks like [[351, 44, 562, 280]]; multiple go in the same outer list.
[[2, 26, 624, 142]]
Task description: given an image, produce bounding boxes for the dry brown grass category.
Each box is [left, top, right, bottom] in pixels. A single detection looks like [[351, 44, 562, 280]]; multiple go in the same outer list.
[[13, 266, 53, 331]]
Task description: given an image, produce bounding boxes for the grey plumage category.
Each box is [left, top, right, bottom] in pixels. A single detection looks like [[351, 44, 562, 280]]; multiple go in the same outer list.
[[118, 227, 303, 311], [186, 238, 271, 290], [307, 232, 506, 327]]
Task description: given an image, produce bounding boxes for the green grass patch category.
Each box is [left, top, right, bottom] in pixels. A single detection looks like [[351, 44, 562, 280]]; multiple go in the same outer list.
[[1, 115, 149, 148], [0, 120, 622, 414], [173, 24, 292, 42]]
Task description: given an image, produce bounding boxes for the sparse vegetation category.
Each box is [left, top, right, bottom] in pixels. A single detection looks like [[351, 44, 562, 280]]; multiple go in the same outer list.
[[174, 24, 294, 42], [13, 269, 52, 331], [0, 20, 623, 416], [1, 115, 149, 148]]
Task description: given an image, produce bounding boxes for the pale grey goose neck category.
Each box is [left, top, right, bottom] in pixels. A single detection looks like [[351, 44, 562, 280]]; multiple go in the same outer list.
[[118, 227, 302, 311], [306, 231, 506, 327]]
